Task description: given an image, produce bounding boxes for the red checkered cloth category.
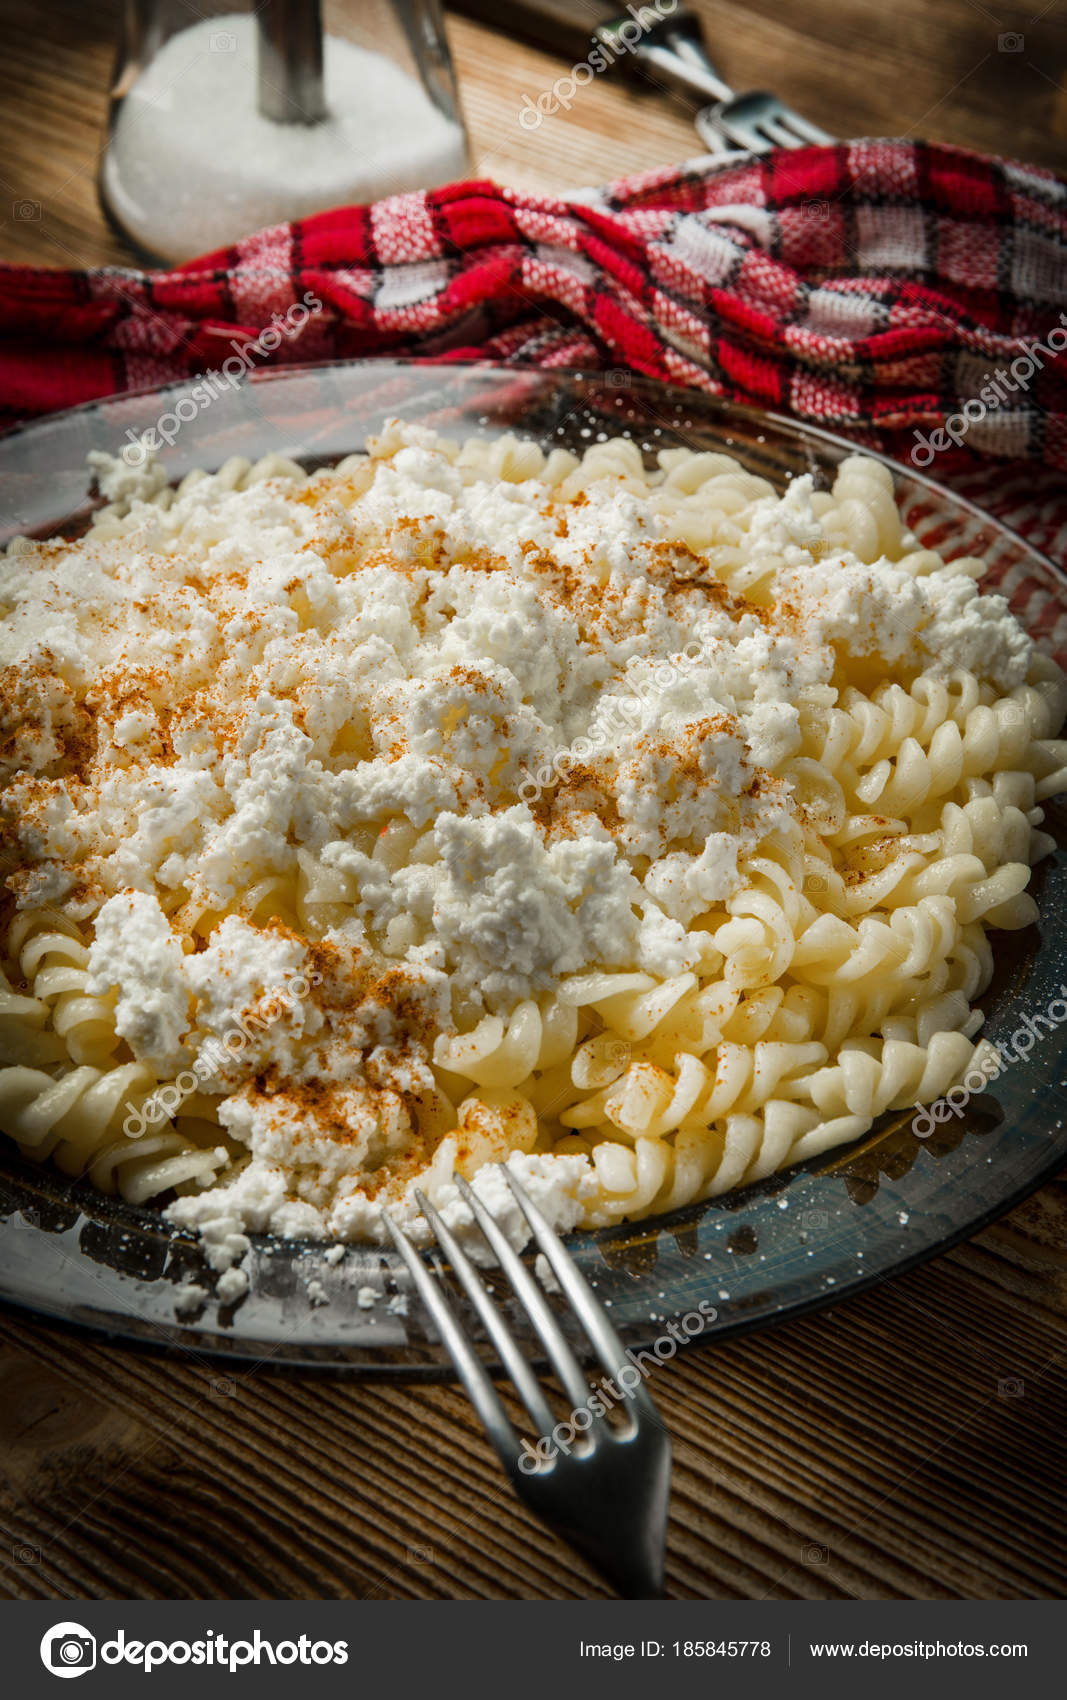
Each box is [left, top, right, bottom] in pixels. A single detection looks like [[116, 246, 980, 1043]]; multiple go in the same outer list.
[[2, 139, 1066, 556]]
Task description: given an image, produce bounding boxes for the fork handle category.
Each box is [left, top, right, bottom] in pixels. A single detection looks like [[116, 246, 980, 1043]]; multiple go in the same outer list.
[[448, 1, 734, 107], [447, 0, 621, 61], [596, 13, 734, 106]]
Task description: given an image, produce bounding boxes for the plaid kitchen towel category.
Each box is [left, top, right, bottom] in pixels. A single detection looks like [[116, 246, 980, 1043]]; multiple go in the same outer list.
[[1, 139, 1065, 553]]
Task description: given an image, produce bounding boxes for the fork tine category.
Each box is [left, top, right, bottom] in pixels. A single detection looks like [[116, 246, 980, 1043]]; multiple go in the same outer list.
[[415, 1189, 557, 1442], [379, 1211, 518, 1467], [693, 109, 744, 154], [454, 1175, 592, 1414], [779, 110, 833, 145], [500, 1168, 652, 1409], [716, 113, 770, 154], [761, 111, 804, 149]]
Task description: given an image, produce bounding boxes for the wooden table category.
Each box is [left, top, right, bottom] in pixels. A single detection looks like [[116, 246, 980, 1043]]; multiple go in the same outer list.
[[2, 0, 1067, 1603]]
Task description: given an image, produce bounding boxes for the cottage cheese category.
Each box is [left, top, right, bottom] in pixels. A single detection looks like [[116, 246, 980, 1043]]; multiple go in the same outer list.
[[85, 890, 191, 1074]]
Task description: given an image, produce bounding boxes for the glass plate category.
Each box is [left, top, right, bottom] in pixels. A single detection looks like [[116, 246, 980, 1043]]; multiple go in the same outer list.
[[1, 360, 1065, 1374]]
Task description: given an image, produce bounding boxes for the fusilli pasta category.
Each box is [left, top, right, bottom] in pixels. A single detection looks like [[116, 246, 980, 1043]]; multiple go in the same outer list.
[[0, 429, 1064, 1244]]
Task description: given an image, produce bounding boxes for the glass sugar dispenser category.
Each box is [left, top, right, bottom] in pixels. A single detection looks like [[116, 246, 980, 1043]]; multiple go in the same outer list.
[[99, 0, 471, 264]]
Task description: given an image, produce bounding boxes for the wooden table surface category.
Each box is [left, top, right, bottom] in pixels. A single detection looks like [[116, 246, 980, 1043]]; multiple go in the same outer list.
[[2, 0, 1067, 1603]]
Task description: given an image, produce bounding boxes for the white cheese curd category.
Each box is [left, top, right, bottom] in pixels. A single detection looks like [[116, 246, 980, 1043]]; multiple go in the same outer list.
[[85, 890, 191, 1075], [1, 427, 1064, 1271]]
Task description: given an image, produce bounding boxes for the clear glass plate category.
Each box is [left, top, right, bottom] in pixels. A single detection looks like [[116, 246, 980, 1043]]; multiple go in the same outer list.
[[1, 359, 1065, 1373]]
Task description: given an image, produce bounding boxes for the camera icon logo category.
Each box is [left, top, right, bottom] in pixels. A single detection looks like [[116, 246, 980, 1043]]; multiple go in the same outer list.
[[40, 1622, 96, 1679], [800, 1207, 829, 1231]]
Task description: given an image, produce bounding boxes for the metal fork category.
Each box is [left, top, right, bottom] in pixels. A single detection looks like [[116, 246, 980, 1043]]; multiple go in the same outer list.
[[695, 88, 833, 155], [597, 11, 834, 155], [381, 1168, 672, 1598]]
